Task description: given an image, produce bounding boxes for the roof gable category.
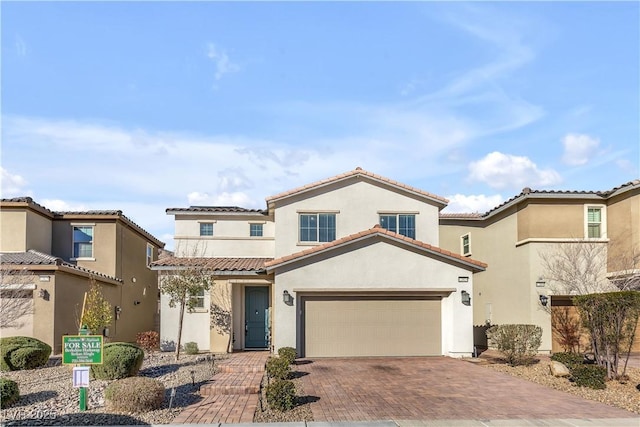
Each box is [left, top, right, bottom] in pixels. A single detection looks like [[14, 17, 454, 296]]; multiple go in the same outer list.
[[265, 225, 486, 272], [266, 167, 448, 209]]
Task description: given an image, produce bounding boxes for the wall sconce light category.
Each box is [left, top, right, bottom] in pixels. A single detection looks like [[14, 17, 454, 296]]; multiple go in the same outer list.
[[539, 295, 549, 306], [283, 290, 293, 305], [458, 276, 469, 283], [461, 290, 471, 306], [115, 306, 122, 320], [133, 300, 141, 306], [38, 289, 49, 300]]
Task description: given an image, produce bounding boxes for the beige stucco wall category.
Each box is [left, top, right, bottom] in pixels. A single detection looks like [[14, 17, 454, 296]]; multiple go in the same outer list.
[[0, 211, 27, 252], [52, 220, 118, 276], [273, 179, 441, 258], [26, 210, 53, 254], [517, 203, 584, 241], [271, 237, 474, 357], [607, 190, 640, 271]]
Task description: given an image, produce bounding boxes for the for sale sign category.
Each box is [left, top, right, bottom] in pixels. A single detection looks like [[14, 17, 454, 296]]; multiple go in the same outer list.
[[62, 335, 103, 364]]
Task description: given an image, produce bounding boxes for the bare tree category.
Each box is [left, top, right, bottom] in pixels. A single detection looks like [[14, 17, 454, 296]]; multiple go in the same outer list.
[[0, 267, 36, 329]]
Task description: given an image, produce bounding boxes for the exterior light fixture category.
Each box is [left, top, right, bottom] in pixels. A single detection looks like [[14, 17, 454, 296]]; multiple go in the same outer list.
[[458, 276, 469, 283], [115, 306, 122, 320], [461, 290, 471, 306], [133, 300, 141, 306], [38, 289, 49, 299], [283, 290, 293, 305], [539, 295, 549, 306]]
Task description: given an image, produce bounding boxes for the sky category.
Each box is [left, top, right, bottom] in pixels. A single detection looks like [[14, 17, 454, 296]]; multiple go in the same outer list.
[[2, 1, 639, 250]]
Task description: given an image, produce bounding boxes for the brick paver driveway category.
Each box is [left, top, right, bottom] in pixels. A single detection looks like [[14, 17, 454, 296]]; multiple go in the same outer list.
[[297, 357, 637, 422]]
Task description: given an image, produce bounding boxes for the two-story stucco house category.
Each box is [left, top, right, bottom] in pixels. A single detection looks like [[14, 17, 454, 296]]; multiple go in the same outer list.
[[153, 168, 486, 358], [0, 197, 165, 353]]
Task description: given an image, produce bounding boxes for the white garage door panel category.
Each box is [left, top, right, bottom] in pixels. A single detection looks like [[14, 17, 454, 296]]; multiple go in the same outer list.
[[304, 297, 441, 357]]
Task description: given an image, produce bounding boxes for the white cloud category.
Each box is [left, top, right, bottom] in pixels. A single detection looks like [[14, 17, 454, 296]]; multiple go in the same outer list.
[[207, 43, 239, 81], [468, 151, 562, 190], [562, 133, 600, 166], [40, 199, 87, 211], [187, 191, 253, 207], [443, 194, 504, 214], [1, 168, 29, 197]]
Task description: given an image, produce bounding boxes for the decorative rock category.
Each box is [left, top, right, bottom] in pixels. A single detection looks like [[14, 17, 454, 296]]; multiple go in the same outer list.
[[550, 361, 571, 377]]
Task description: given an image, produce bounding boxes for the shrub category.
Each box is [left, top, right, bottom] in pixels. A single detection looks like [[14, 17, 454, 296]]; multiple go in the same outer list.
[[183, 342, 199, 355], [265, 378, 295, 411], [1, 336, 51, 371], [571, 364, 606, 389], [0, 378, 19, 408], [105, 376, 164, 412], [551, 352, 584, 371], [486, 324, 542, 366], [277, 347, 297, 365], [136, 331, 160, 353], [266, 356, 290, 380], [91, 342, 144, 380]]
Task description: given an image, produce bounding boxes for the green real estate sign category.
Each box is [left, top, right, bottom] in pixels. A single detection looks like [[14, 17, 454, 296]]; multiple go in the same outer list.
[[62, 335, 103, 364]]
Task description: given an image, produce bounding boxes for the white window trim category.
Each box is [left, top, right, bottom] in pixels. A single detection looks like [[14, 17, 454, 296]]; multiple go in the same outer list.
[[199, 222, 215, 237], [146, 243, 154, 268], [71, 224, 94, 260], [461, 233, 471, 257], [298, 212, 337, 243], [584, 204, 607, 239], [249, 223, 264, 237]]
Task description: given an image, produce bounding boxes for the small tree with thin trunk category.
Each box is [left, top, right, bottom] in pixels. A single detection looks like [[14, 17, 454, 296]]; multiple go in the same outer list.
[[160, 257, 214, 361], [80, 276, 113, 335], [0, 267, 36, 329]]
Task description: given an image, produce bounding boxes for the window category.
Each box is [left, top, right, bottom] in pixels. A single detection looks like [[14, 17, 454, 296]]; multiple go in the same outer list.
[[250, 223, 264, 237], [146, 243, 154, 267], [200, 223, 213, 236], [379, 214, 416, 239], [190, 289, 205, 309], [461, 233, 471, 256], [72, 226, 94, 258], [585, 205, 606, 239], [299, 213, 336, 242]]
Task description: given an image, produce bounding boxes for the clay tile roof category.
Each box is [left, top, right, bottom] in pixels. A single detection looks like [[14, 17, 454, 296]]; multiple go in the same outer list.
[[439, 212, 483, 219], [150, 257, 271, 271], [265, 168, 448, 205], [264, 227, 487, 270], [166, 206, 267, 214], [0, 250, 123, 283]]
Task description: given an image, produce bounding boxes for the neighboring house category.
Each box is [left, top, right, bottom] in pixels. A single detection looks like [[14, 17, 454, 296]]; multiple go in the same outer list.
[[438, 179, 640, 353], [153, 168, 486, 358], [0, 197, 165, 353]]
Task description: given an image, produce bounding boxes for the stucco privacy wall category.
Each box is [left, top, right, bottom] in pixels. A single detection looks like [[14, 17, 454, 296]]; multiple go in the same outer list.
[[271, 237, 474, 357], [273, 179, 441, 258], [160, 289, 211, 352]]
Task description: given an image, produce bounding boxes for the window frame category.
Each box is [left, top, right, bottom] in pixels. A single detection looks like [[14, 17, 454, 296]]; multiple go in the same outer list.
[[199, 222, 214, 237], [461, 233, 471, 256], [72, 225, 94, 260], [379, 213, 416, 239], [584, 205, 607, 239], [190, 288, 206, 309], [146, 243, 154, 267], [298, 213, 336, 243], [249, 223, 264, 237]]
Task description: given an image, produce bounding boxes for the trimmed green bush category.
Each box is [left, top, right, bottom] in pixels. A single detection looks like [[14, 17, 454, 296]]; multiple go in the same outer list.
[[183, 342, 199, 355], [105, 376, 165, 412], [277, 347, 297, 365], [1, 336, 51, 371], [91, 342, 144, 380], [266, 356, 290, 380], [0, 377, 19, 408], [571, 364, 606, 389], [486, 324, 542, 366], [551, 352, 584, 370], [265, 378, 295, 411]]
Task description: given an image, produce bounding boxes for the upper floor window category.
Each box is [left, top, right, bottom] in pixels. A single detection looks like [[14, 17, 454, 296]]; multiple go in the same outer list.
[[585, 205, 606, 238], [461, 233, 471, 256], [300, 213, 336, 242], [146, 243, 154, 267], [379, 214, 415, 239], [72, 226, 94, 258], [250, 223, 264, 237], [200, 223, 214, 236], [190, 288, 205, 309]]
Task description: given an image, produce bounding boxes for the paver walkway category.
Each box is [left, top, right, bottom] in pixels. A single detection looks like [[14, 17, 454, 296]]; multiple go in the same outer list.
[[172, 351, 269, 424], [297, 357, 639, 422]]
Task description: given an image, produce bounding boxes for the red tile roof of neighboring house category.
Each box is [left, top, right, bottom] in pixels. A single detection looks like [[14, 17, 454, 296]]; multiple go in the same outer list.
[[265, 225, 487, 271], [0, 250, 123, 283], [166, 206, 267, 214], [150, 257, 271, 272], [265, 167, 449, 206]]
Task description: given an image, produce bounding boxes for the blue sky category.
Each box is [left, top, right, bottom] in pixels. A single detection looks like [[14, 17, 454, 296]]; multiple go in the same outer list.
[[2, 2, 639, 250]]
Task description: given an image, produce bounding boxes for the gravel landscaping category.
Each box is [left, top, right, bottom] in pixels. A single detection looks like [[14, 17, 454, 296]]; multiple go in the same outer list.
[[477, 351, 640, 415]]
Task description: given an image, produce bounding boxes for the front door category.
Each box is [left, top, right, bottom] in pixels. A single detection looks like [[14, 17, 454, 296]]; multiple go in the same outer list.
[[245, 286, 269, 348]]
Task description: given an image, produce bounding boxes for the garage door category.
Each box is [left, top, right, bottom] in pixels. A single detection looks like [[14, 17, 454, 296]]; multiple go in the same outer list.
[[303, 296, 441, 357]]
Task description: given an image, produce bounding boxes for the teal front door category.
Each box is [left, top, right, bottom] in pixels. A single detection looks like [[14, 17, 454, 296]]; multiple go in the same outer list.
[[245, 287, 269, 348]]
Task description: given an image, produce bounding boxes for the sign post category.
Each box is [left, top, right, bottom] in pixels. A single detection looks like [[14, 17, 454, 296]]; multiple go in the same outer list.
[[63, 335, 103, 411]]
